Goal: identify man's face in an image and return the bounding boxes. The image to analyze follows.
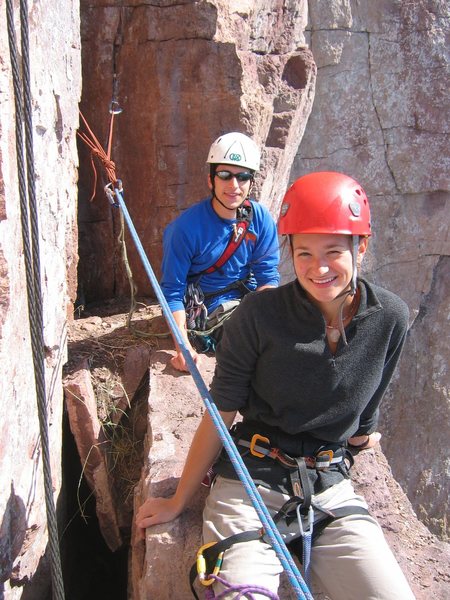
[209,164,253,215]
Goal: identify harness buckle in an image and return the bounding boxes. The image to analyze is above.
[250,433,270,458]
[196,542,224,586]
[315,449,334,469]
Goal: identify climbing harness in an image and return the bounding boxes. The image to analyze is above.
[78,117,313,600]
[190,498,369,599]
[186,291,246,353]
[6,0,65,597]
[190,424,369,594]
[233,425,361,585]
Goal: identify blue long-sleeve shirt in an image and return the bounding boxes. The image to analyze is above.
[161,197,280,313]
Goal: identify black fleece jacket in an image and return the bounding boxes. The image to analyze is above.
[211,278,409,445]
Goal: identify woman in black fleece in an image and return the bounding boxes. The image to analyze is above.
[137,172,415,600]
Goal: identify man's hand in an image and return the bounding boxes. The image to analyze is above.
[170,349,200,372]
[170,309,201,372]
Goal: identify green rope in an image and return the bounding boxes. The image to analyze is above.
[117,210,170,339]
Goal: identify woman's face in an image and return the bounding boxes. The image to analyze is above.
[291,233,368,307]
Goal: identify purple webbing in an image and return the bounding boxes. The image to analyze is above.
[204,574,280,599]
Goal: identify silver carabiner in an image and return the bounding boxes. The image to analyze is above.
[104,182,116,205]
[105,182,123,207]
[109,100,123,115]
[296,504,314,537]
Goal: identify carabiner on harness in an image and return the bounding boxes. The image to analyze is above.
[185,282,208,331]
[196,542,224,587]
[296,504,314,538]
[296,504,314,586]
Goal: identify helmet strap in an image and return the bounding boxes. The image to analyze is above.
[212,194,246,213]
[350,235,359,295]
[334,235,359,301]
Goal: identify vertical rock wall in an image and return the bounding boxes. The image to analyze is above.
[0,1,81,597]
[291,0,449,538]
[78,0,315,302]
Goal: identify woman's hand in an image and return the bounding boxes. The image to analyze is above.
[135,410,235,539]
[348,431,381,450]
[135,496,183,537]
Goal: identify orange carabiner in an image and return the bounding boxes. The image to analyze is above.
[250,433,270,458]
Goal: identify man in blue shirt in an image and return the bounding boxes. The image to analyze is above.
[161,132,280,372]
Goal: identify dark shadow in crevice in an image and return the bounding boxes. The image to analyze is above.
[60,410,128,600]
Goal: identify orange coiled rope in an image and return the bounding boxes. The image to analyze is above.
[78,110,119,199]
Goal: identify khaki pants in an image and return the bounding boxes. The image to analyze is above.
[203,477,415,600]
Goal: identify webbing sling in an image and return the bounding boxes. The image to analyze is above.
[202,199,253,275]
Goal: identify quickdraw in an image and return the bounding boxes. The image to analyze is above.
[185,282,208,331]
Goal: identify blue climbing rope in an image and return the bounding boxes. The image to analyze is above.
[108,183,313,600]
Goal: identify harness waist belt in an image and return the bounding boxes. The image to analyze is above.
[236,434,346,470]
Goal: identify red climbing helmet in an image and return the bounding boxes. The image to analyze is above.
[278,171,371,236]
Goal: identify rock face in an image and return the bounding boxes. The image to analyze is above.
[291,0,449,540]
[78,0,449,528]
[77,0,315,302]
[62,312,154,552]
[1,0,448,598]
[0,1,81,598]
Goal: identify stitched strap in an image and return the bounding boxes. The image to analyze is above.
[203,200,253,275]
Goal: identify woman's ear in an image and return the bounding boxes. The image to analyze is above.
[357,237,369,267]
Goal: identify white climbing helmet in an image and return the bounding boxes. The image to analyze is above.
[206,132,260,172]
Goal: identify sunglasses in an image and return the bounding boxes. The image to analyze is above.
[215,170,253,183]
